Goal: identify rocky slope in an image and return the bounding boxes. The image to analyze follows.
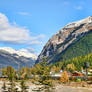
[36,16,92,64]
[0,47,37,68]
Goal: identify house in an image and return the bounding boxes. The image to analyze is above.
[72,71,84,77]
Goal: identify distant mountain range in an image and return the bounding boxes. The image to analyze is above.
[36,16,92,64]
[0,47,37,69]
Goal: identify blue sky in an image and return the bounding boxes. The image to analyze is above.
[0,0,92,55]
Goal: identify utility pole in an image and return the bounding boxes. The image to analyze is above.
[84,62,90,81]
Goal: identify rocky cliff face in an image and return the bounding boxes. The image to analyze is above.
[36,16,92,64]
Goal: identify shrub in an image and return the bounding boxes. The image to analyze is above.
[76,78,81,82]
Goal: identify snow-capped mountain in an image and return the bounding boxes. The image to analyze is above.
[0,47,37,60]
[0,47,37,68]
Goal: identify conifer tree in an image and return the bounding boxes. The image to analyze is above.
[33,61,54,92]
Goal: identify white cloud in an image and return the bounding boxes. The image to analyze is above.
[19,47,38,59]
[28,41,42,45]
[19,47,35,53]
[0,13,45,45]
[18,12,31,16]
[30,34,45,41]
[75,6,83,10]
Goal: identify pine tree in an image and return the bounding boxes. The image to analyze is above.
[33,61,54,92]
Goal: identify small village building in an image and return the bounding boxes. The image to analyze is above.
[72,71,84,77]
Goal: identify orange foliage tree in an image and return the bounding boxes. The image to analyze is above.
[60,71,69,83]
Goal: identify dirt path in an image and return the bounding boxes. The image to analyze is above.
[55,85,92,92]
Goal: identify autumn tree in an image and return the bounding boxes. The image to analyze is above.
[2,67,7,77]
[6,66,18,92]
[20,67,31,80]
[66,63,75,72]
[7,66,16,81]
[50,66,61,73]
[60,71,69,83]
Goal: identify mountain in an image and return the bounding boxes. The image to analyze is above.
[0,47,37,69]
[36,16,92,64]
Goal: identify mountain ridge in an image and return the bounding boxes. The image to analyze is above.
[0,47,37,68]
[0,47,37,60]
[36,16,92,64]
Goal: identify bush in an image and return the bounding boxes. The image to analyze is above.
[76,78,81,82]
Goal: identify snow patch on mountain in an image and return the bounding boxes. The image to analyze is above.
[65,16,92,28]
[0,47,37,60]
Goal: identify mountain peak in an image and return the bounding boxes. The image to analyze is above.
[36,17,92,64]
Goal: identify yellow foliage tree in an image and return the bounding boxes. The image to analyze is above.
[21,67,31,79]
[66,63,75,72]
[2,67,7,77]
[51,66,61,73]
